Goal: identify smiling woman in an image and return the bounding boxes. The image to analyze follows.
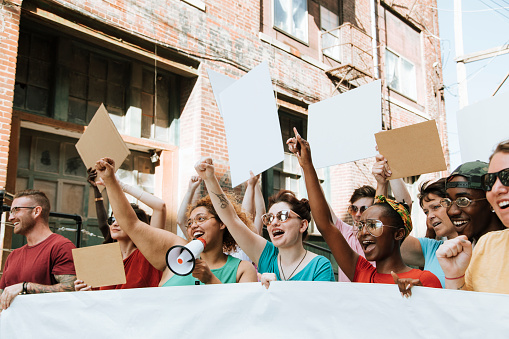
[195,158,335,286]
[437,140,509,294]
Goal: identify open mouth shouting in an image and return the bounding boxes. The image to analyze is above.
[271,228,285,240]
[193,230,205,239]
[360,238,376,256]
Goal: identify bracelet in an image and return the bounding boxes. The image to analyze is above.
[445,274,465,280]
[22,281,28,294]
[95,197,104,202]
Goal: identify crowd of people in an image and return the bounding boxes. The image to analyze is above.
[1,135,508,310]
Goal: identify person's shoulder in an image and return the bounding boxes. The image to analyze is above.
[417,269,442,288]
[49,233,76,248]
[418,237,443,250]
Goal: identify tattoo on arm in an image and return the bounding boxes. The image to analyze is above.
[212,192,229,209]
[27,275,77,294]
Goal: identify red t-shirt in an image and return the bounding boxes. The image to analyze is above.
[0,233,76,289]
[353,256,442,288]
[100,249,161,290]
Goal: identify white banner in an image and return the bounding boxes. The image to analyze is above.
[1,281,508,338]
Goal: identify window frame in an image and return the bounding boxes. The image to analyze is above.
[385,47,418,101]
[272,0,309,45]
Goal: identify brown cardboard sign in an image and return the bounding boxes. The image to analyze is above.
[75,104,130,171]
[72,242,126,288]
[375,120,447,179]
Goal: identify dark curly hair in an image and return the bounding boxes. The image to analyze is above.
[268,190,311,240]
[186,194,255,253]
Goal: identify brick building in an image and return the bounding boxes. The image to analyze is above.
[0,0,448,264]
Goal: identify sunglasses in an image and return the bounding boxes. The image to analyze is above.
[440,197,487,209]
[107,216,116,225]
[261,210,302,226]
[347,205,369,216]
[353,219,400,237]
[482,168,509,191]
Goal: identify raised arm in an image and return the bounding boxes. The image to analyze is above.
[87,168,112,243]
[287,128,358,280]
[372,154,412,210]
[242,171,266,236]
[195,158,267,265]
[95,158,186,271]
[119,179,166,230]
[436,235,472,290]
[176,176,202,236]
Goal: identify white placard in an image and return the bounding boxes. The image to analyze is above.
[219,62,284,187]
[457,90,509,163]
[308,80,381,168]
[207,69,236,116]
[2,282,509,338]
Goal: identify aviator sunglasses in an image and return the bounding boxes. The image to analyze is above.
[261,210,302,226]
[347,205,369,216]
[482,168,509,191]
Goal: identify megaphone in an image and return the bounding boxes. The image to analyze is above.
[166,238,207,276]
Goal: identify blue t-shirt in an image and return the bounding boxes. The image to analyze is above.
[258,241,335,281]
[418,237,445,288]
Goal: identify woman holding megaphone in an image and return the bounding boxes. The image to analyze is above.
[195,158,335,285]
[94,157,257,286]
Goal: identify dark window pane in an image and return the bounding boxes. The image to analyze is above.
[107,83,124,108]
[72,48,88,74]
[86,102,101,123]
[142,69,154,94]
[88,78,106,103]
[34,138,60,173]
[109,60,126,84]
[89,54,107,80]
[13,83,26,109]
[68,97,87,124]
[141,114,152,138]
[28,59,51,88]
[69,72,88,99]
[31,35,52,62]
[18,134,31,169]
[17,32,30,57]
[15,56,28,83]
[26,86,48,113]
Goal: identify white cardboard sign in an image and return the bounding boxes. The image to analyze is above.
[218,62,284,187]
[307,80,381,168]
[457,90,509,163]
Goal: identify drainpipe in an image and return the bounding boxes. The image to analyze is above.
[370,0,379,79]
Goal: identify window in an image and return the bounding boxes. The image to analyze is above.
[13,24,181,145]
[13,31,54,116]
[385,49,417,100]
[320,5,340,60]
[274,0,308,43]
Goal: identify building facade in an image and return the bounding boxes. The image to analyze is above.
[0,0,448,266]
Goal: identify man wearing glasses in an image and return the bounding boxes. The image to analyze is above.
[0,190,76,310]
[443,161,504,245]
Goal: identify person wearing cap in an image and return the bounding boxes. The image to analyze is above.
[288,129,441,297]
[437,140,509,293]
[443,161,504,244]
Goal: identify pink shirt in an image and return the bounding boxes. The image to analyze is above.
[334,218,376,282]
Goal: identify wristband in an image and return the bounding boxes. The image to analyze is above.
[445,274,465,280]
[95,197,104,202]
[22,281,28,294]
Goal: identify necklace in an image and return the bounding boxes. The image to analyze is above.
[279,250,307,281]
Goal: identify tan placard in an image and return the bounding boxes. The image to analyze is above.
[72,242,126,288]
[375,120,447,179]
[75,104,130,171]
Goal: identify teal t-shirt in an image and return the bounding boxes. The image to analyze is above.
[258,241,335,281]
[418,237,445,288]
[162,255,241,286]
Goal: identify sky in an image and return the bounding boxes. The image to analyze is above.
[437,0,509,169]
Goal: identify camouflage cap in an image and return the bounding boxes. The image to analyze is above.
[445,161,489,190]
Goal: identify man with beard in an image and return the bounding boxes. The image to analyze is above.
[444,161,504,244]
[0,190,76,310]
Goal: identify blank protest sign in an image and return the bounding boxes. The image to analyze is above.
[218,62,284,187]
[307,80,381,168]
[457,90,509,163]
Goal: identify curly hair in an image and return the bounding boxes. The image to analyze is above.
[268,190,311,240]
[186,194,255,253]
